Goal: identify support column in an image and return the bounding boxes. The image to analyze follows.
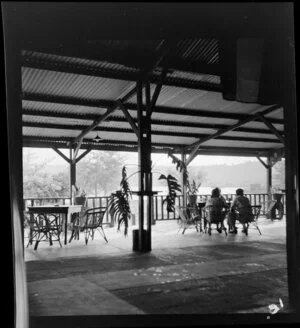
[70,148,76,205]
[267,156,272,203]
[283,33,300,311]
[3,14,24,249]
[181,152,188,207]
[135,79,152,252]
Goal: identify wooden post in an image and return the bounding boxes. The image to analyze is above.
[137,80,145,251]
[181,152,188,207]
[267,156,272,203]
[70,148,76,205]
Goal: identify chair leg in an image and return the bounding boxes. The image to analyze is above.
[98,227,108,243]
[253,222,262,235]
[208,223,212,235]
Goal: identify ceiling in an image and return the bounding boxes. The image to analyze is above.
[5,3,292,157]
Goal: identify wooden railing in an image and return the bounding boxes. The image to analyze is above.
[24,193,286,224]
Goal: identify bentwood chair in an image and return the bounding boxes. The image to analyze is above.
[175,206,200,234]
[26,213,63,250]
[69,206,108,244]
[235,205,262,236]
[204,205,229,236]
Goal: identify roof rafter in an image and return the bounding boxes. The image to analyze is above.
[185,104,282,165]
[23,109,284,135]
[23,136,277,157]
[22,93,284,125]
[23,121,282,144]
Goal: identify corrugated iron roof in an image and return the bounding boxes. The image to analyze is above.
[20,38,284,156]
[175,39,219,63]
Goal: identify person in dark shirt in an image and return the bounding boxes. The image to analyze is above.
[229,188,253,234]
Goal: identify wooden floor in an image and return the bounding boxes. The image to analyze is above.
[25,217,291,322]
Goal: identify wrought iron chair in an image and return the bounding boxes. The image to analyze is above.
[204,205,229,236]
[175,206,200,234]
[235,205,262,235]
[26,213,63,250]
[69,206,108,244]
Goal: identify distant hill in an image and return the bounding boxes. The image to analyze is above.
[40,160,270,193]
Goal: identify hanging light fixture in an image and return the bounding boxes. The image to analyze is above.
[93,132,102,143]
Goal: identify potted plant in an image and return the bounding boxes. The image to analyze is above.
[108,165,182,238]
[72,184,87,206]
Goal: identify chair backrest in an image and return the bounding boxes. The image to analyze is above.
[84,207,107,228]
[251,205,262,219]
[175,206,189,222]
[205,205,228,223]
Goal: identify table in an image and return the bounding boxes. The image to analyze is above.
[27,205,82,245]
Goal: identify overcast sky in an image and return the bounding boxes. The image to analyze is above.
[24,148,258,167]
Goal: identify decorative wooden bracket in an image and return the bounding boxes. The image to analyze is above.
[185,104,281,166]
[52,147,71,163]
[118,99,139,137]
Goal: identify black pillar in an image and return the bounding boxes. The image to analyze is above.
[136,79,152,252]
[283,34,300,311]
[267,157,272,202]
[181,153,188,207]
[70,148,76,204]
[3,10,24,248]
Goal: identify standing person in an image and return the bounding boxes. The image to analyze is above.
[230,188,253,234]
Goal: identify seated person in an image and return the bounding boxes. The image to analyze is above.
[205,187,228,232]
[229,188,253,234]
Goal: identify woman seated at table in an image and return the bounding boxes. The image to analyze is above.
[229,188,253,234]
[204,187,228,233]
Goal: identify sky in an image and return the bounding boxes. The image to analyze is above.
[24,148,258,167]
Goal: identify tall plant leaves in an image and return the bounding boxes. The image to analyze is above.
[159,174,181,212]
[167,153,188,180]
[108,166,132,236]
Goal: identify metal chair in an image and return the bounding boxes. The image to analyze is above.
[175,206,200,234]
[235,205,262,235]
[69,207,108,244]
[204,205,229,236]
[26,213,63,250]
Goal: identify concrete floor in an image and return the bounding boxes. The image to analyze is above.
[25,217,291,319]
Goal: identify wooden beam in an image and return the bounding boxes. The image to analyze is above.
[23,122,283,144]
[22,47,221,76]
[118,100,139,137]
[69,85,137,146]
[75,147,92,163]
[149,66,168,116]
[186,105,282,165]
[69,40,176,150]
[258,114,285,144]
[24,108,284,135]
[73,139,83,163]
[256,156,269,169]
[23,93,284,125]
[51,147,70,163]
